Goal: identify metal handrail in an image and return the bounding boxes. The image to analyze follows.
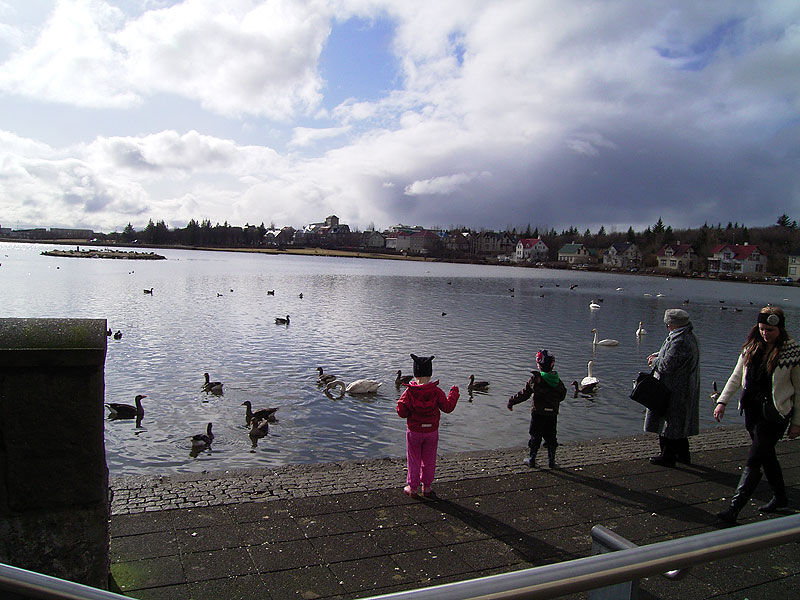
[0,562,134,600]
[361,513,800,600]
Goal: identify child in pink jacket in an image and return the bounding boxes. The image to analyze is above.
[396,354,459,497]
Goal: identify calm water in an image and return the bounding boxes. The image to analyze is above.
[3,242,799,476]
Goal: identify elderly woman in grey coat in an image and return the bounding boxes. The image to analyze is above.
[644,308,701,467]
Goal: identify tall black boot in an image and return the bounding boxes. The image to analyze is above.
[675,438,691,465]
[759,462,788,512]
[650,436,676,467]
[717,467,762,524]
[524,440,540,468]
[547,445,558,469]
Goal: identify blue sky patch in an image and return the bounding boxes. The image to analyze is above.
[656,18,743,71]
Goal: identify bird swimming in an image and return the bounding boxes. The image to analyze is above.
[202,372,223,394]
[395,370,413,385]
[241,401,279,426]
[266,290,275,295]
[592,329,619,346]
[571,380,597,395]
[316,367,337,384]
[468,374,489,391]
[589,300,601,309]
[275,315,290,325]
[143,288,153,294]
[106,394,146,419]
[325,379,383,396]
[192,422,214,449]
[249,418,270,442]
[581,360,599,388]
[636,322,647,337]
[113,330,123,340]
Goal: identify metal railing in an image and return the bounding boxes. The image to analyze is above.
[0,562,134,600]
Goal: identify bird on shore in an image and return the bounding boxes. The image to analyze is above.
[106,395,146,419]
[592,329,619,346]
[191,423,214,449]
[468,374,489,391]
[395,370,413,385]
[143,288,153,294]
[275,315,290,325]
[241,401,279,426]
[202,372,223,394]
[316,367,337,385]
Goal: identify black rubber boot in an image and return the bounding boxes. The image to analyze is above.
[758,494,788,513]
[760,461,788,512]
[675,438,691,465]
[524,441,540,468]
[547,446,558,469]
[717,467,762,524]
[649,436,676,467]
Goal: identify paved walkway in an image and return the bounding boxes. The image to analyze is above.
[109,427,800,599]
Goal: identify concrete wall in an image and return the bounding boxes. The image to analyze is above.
[0,318,109,590]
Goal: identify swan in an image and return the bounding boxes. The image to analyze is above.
[241,401,278,426]
[316,367,337,385]
[636,322,647,337]
[325,379,383,396]
[589,300,601,310]
[395,370,413,385]
[249,418,270,441]
[592,329,619,346]
[106,394,146,419]
[710,381,720,401]
[191,423,214,449]
[571,380,597,394]
[468,374,489,391]
[202,372,223,394]
[581,361,599,388]
[275,315,290,325]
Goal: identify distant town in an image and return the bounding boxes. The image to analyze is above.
[2,213,799,282]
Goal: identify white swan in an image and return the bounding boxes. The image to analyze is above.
[636,322,647,337]
[325,379,383,395]
[589,300,601,309]
[581,360,599,388]
[592,329,620,346]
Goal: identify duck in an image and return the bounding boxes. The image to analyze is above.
[202,372,223,394]
[266,290,275,295]
[275,315,290,325]
[592,329,619,346]
[241,401,279,426]
[106,394,146,419]
[395,370,413,385]
[635,322,647,337]
[248,418,270,441]
[589,300,601,310]
[106,328,112,337]
[113,330,123,340]
[581,361,599,388]
[571,380,597,395]
[316,367,337,385]
[191,423,214,449]
[468,374,489,391]
[710,381,720,401]
[143,288,153,294]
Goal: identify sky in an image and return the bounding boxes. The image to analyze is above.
[0,0,798,234]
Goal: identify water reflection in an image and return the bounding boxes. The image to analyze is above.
[3,242,800,476]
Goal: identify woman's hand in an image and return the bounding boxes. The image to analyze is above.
[713,403,725,422]
[789,424,800,439]
[647,353,658,366]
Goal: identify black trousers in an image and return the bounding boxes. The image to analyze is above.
[529,413,558,450]
[743,403,790,492]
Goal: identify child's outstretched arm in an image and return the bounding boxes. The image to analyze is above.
[396,390,411,418]
[440,385,459,413]
[507,376,535,410]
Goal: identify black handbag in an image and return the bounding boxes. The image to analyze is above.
[760,394,788,425]
[630,368,671,416]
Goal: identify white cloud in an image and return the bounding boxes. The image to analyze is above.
[289,125,351,148]
[405,172,488,196]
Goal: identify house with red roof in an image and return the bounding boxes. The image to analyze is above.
[515,238,549,262]
[656,242,697,273]
[707,243,767,275]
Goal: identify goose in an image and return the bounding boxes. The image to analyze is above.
[202,372,223,394]
[275,315,290,325]
[191,422,214,449]
[316,367,337,385]
[395,370,413,385]
[106,394,146,419]
[589,300,601,310]
[581,361,599,388]
[592,329,619,346]
[710,381,720,401]
[468,374,489,391]
[248,418,270,441]
[241,401,279,426]
[635,322,647,337]
[143,288,153,294]
[113,330,123,340]
[571,380,597,394]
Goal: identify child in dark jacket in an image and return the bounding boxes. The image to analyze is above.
[507,349,567,468]
[396,354,459,497]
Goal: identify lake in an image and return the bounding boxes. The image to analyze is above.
[2,241,798,476]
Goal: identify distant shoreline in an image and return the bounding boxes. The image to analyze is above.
[40,248,166,260]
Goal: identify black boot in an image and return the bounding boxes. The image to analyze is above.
[675,438,691,465]
[760,461,788,512]
[717,467,762,524]
[758,494,788,512]
[524,441,540,468]
[547,446,558,469]
[650,436,676,467]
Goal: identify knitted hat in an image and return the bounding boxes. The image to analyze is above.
[536,349,555,372]
[410,354,434,377]
[663,308,690,327]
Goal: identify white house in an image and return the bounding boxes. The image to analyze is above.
[707,243,767,275]
[515,238,549,262]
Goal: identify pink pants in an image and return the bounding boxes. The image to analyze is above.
[406,429,439,490]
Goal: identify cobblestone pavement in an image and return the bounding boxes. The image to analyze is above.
[110,427,754,515]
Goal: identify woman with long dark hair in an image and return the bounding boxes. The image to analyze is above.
[713,306,800,523]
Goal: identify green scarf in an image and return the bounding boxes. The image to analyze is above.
[540,370,560,387]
